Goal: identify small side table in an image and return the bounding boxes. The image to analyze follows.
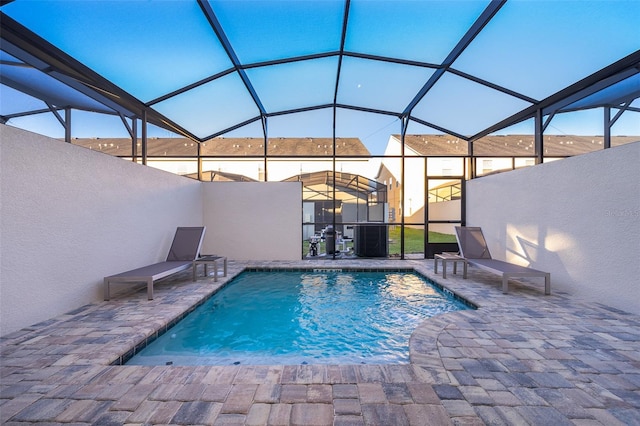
[193,255,227,282]
[434,252,467,279]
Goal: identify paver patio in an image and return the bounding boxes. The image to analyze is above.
[1,260,639,425]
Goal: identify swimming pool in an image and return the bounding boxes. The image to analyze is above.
[127,270,473,365]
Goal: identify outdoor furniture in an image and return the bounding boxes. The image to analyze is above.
[455,226,550,295]
[193,255,227,282]
[104,226,206,300]
[434,252,467,279]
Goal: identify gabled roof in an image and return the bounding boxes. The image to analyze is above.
[69,137,369,157]
[70,134,638,158]
[202,137,369,156]
[397,134,639,157]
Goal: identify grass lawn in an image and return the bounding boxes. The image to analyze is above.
[302,226,456,256]
[388,226,456,254]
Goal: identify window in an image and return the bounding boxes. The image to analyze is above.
[482,159,493,175]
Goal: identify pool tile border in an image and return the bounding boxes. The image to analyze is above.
[243,266,477,310]
[115,266,476,366]
[113,279,232,366]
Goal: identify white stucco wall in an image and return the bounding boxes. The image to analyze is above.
[466,142,640,314]
[1,125,203,335]
[428,200,461,235]
[201,182,302,260]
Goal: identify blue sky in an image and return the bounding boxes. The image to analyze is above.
[2,0,639,154]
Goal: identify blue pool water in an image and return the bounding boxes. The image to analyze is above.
[127,270,472,365]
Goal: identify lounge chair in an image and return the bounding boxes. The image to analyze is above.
[454,226,550,295]
[104,226,206,300]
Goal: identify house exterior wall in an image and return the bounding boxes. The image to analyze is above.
[428,200,462,235]
[376,163,399,222]
[381,136,465,224]
[466,141,640,314]
[148,158,373,182]
[201,182,302,261]
[0,125,203,335]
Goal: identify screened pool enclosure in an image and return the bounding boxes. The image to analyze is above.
[1,0,638,258]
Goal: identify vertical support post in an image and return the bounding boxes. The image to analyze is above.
[262,115,268,182]
[400,116,409,260]
[132,118,138,162]
[332,106,338,259]
[604,106,611,149]
[460,173,467,227]
[64,107,71,143]
[468,139,475,179]
[197,139,203,181]
[534,108,544,164]
[463,138,473,228]
[423,156,429,259]
[141,110,147,166]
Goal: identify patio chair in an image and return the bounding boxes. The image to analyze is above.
[104,226,206,301]
[454,226,550,295]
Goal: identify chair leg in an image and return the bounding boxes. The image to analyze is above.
[502,276,509,293]
[545,274,551,295]
[147,279,154,300]
[104,279,111,301]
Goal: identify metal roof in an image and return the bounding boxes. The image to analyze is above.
[284,171,386,202]
[1,0,639,153]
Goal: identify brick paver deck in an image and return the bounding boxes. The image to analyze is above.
[1,260,639,425]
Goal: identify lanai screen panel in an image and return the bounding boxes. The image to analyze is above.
[1,0,638,142]
[246,57,338,113]
[411,72,532,137]
[152,72,261,139]
[452,0,640,101]
[337,57,436,114]
[0,84,47,117]
[2,0,234,103]
[344,0,489,64]
[210,0,345,63]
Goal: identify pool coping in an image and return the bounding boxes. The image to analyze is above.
[117,266,478,367]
